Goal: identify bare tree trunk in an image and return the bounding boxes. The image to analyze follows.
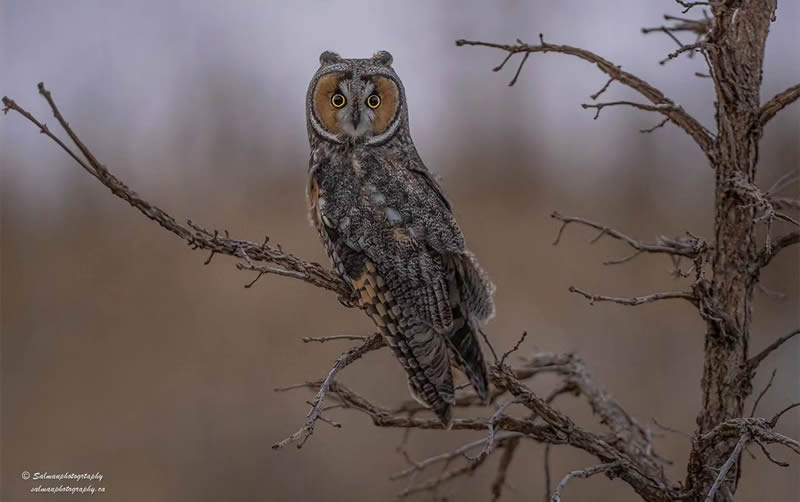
[689,2,777,498]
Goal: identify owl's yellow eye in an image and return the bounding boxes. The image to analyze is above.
[331,93,346,108]
[366,94,381,109]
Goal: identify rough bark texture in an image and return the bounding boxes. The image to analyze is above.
[688,1,777,498]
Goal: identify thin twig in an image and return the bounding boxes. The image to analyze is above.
[590,75,616,100]
[551,212,704,261]
[640,117,670,134]
[569,286,697,307]
[581,100,676,120]
[272,334,385,449]
[757,232,800,269]
[661,41,707,65]
[769,402,800,428]
[455,37,715,156]
[754,438,790,467]
[551,461,621,502]
[640,26,684,47]
[392,431,523,480]
[676,1,713,13]
[1,86,355,301]
[766,170,800,196]
[302,335,368,343]
[491,436,521,502]
[652,418,692,439]
[760,83,800,126]
[468,399,520,462]
[746,329,800,371]
[750,369,777,417]
[704,434,747,502]
[543,444,553,502]
[500,331,528,366]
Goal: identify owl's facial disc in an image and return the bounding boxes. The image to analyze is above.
[312,71,400,143]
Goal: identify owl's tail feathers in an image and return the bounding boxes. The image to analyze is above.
[407,379,453,428]
[398,323,456,427]
[446,313,490,404]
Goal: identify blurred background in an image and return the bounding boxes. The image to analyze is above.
[1,1,798,500]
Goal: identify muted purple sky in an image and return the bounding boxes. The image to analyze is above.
[2,1,798,190]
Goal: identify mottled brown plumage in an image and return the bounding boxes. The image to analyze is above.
[305,50,495,425]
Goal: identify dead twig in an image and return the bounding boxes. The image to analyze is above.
[568,286,697,307]
[750,369,777,417]
[272,334,385,449]
[491,436,521,501]
[551,461,621,502]
[757,232,800,269]
[675,1,714,14]
[455,36,715,157]
[0,87,355,302]
[392,430,523,481]
[640,117,670,134]
[500,331,528,366]
[468,399,520,462]
[302,335,368,343]
[551,212,705,263]
[769,402,800,428]
[760,83,800,127]
[704,434,747,502]
[745,329,800,371]
[581,100,676,120]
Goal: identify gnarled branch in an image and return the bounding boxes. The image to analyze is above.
[756,231,800,269]
[455,35,715,157]
[1,87,354,303]
[568,286,698,307]
[551,212,706,265]
[760,83,800,127]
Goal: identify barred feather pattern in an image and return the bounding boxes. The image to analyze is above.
[305,52,494,424]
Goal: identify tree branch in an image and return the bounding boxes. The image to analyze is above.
[455,36,715,157]
[675,1,714,14]
[581,100,678,120]
[704,434,747,502]
[745,329,800,372]
[272,334,385,449]
[569,286,698,307]
[1,86,355,303]
[491,436,521,501]
[760,84,800,127]
[551,211,706,265]
[490,366,678,502]
[391,431,522,482]
[551,461,622,502]
[756,231,800,269]
[302,335,368,343]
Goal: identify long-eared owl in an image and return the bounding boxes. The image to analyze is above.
[305,50,495,425]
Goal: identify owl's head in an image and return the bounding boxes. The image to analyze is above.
[306,50,406,146]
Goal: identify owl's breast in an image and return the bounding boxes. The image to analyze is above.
[309,148,457,258]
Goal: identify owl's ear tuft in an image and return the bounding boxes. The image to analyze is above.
[372,50,393,67]
[319,51,342,66]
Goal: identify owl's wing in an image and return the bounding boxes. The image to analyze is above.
[407,163,452,212]
[401,152,495,401]
[317,196,456,423]
[403,150,496,323]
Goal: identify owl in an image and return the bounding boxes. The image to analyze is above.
[305,50,495,425]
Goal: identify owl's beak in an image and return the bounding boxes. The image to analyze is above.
[351,107,360,129]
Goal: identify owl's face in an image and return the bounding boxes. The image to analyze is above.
[306,50,406,146]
